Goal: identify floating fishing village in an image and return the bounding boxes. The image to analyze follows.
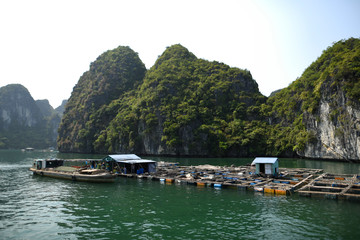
[30,154,360,202]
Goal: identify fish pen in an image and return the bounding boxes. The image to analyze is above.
[297,173,360,201]
[119,162,325,196]
[108,155,359,202]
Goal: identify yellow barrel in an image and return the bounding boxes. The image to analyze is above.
[166,179,174,183]
[264,188,275,194]
[275,189,287,195]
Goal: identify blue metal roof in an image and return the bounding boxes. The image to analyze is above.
[252,157,278,164]
[105,154,141,161]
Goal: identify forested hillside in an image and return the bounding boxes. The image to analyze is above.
[58,44,268,156]
[267,38,360,160]
[93,44,267,156]
[57,38,360,160]
[57,46,147,153]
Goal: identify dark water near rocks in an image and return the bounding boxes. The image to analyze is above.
[1,150,360,239]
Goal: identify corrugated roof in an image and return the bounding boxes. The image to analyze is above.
[252,157,278,164]
[107,154,141,161]
[117,159,156,164]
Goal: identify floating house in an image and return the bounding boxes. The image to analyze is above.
[102,154,157,174]
[251,157,279,177]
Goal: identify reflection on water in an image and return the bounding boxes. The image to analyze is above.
[0,150,360,239]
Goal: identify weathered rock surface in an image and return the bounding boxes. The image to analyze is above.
[57,39,360,160]
[286,38,360,161]
[0,84,62,149]
[302,89,360,161]
[0,84,42,128]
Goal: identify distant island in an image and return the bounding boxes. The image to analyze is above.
[0,84,66,149]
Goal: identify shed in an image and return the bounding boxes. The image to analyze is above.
[102,154,157,174]
[251,157,279,177]
[117,159,157,174]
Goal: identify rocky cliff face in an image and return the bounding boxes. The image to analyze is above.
[57,38,360,160]
[303,96,360,160]
[0,84,61,149]
[93,44,267,156]
[35,99,62,144]
[301,81,360,160]
[0,84,43,129]
[268,38,360,161]
[301,39,360,161]
[36,99,56,117]
[57,46,147,153]
[55,100,67,117]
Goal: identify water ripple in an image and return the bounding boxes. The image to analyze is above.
[1,154,360,239]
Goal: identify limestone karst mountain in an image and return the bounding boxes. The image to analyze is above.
[0,84,61,148]
[57,38,360,160]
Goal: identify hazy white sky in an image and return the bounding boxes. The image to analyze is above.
[1,0,359,108]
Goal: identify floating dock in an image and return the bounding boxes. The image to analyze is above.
[56,156,360,202]
[297,173,360,201]
[119,162,360,199]
[62,157,360,201]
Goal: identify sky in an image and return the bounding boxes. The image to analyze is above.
[0,0,359,108]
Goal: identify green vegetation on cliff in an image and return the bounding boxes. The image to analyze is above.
[58,44,269,156]
[57,46,146,153]
[266,38,360,155]
[57,38,360,157]
[93,44,267,156]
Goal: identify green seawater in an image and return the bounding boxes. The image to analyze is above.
[1,150,360,240]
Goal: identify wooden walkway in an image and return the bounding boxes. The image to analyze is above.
[297,173,360,201]
[117,164,335,198]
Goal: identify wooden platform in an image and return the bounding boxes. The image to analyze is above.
[118,164,360,201]
[297,173,360,201]
[118,165,328,197]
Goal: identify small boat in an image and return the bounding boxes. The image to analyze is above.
[30,159,116,183]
